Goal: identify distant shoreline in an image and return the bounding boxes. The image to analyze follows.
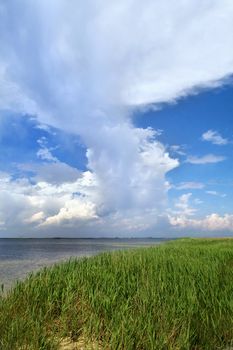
[0,237,165,290]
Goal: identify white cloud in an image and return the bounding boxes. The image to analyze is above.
[1,1,233,116]
[85,126,178,215]
[0,1,233,235]
[206,190,226,198]
[174,193,197,216]
[193,198,203,205]
[206,190,218,195]
[202,130,228,145]
[174,182,205,190]
[25,211,45,224]
[169,213,233,232]
[36,137,58,162]
[37,148,58,162]
[0,170,166,236]
[41,200,97,227]
[0,171,99,235]
[167,193,197,222]
[34,123,52,133]
[170,145,186,156]
[0,168,232,237]
[186,154,226,164]
[169,192,231,233]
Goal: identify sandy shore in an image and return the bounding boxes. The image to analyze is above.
[59,337,101,350]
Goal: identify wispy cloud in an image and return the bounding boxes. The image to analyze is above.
[174,193,197,216]
[174,182,205,190]
[170,145,186,156]
[202,130,228,145]
[206,190,226,198]
[36,137,58,162]
[186,154,226,164]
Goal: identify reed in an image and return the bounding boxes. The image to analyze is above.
[1,238,233,349]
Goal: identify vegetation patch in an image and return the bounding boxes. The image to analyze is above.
[1,238,233,349]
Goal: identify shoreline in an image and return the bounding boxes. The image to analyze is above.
[0,237,163,291]
[1,238,233,349]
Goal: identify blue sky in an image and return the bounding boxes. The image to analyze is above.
[0,1,233,237]
[135,84,233,215]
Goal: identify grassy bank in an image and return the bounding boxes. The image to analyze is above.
[1,238,233,349]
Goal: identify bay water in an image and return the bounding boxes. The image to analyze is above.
[0,238,166,290]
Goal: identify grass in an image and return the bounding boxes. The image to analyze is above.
[1,238,233,349]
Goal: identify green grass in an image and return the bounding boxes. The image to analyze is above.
[1,238,233,349]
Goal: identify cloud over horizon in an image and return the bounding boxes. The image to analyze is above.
[0,1,233,236]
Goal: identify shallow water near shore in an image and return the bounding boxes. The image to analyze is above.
[0,238,166,290]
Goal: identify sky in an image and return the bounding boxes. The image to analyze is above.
[0,0,233,237]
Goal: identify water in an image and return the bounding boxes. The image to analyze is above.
[0,238,166,290]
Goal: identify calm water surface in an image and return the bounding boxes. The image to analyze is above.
[0,238,166,289]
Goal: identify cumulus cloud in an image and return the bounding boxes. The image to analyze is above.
[0,170,166,236]
[0,1,188,222]
[0,171,99,234]
[186,154,226,164]
[0,1,233,235]
[41,199,97,227]
[167,190,233,233]
[202,130,229,145]
[170,213,233,232]
[169,193,233,233]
